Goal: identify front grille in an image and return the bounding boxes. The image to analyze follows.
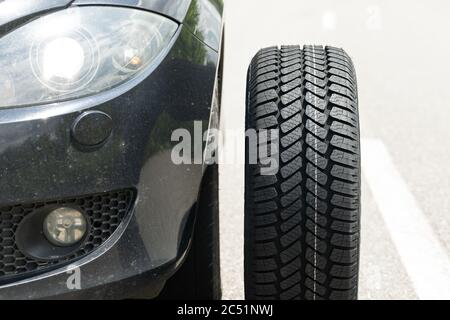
[0,189,136,283]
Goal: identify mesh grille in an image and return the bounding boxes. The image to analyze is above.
[0,189,135,282]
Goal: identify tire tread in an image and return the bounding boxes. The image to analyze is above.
[245,45,360,300]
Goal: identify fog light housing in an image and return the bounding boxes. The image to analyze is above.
[43,208,87,247]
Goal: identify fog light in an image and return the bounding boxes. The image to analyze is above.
[43,208,87,247]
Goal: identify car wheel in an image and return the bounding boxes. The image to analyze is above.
[244,45,360,300]
[159,164,221,300]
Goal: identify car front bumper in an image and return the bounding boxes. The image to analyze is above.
[0,23,220,299]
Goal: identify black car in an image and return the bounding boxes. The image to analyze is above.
[0,0,362,301]
[0,0,224,299]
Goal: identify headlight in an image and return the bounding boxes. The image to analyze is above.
[0,6,178,108]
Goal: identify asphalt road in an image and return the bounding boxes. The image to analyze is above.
[219,0,450,300]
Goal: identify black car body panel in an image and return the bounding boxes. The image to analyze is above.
[0,1,71,28]
[0,0,223,299]
[183,0,224,51]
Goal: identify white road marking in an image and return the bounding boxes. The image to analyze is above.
[362,138,450,300]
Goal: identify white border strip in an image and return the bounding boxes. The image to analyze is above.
[362,138,450,300]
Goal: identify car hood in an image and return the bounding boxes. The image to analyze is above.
[0,0,192,28]
[0,0,72,28]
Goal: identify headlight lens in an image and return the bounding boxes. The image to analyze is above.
[0,6,178,108]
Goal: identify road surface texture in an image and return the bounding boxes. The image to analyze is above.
[219,0,450,300]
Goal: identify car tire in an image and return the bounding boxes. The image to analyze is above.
[159,164,221,300]
[244,45,360,300]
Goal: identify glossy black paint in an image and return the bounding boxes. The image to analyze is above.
[71,111,113,147]
[183,0,224,51]
[0,0,72,29]
[0,1,223,299]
